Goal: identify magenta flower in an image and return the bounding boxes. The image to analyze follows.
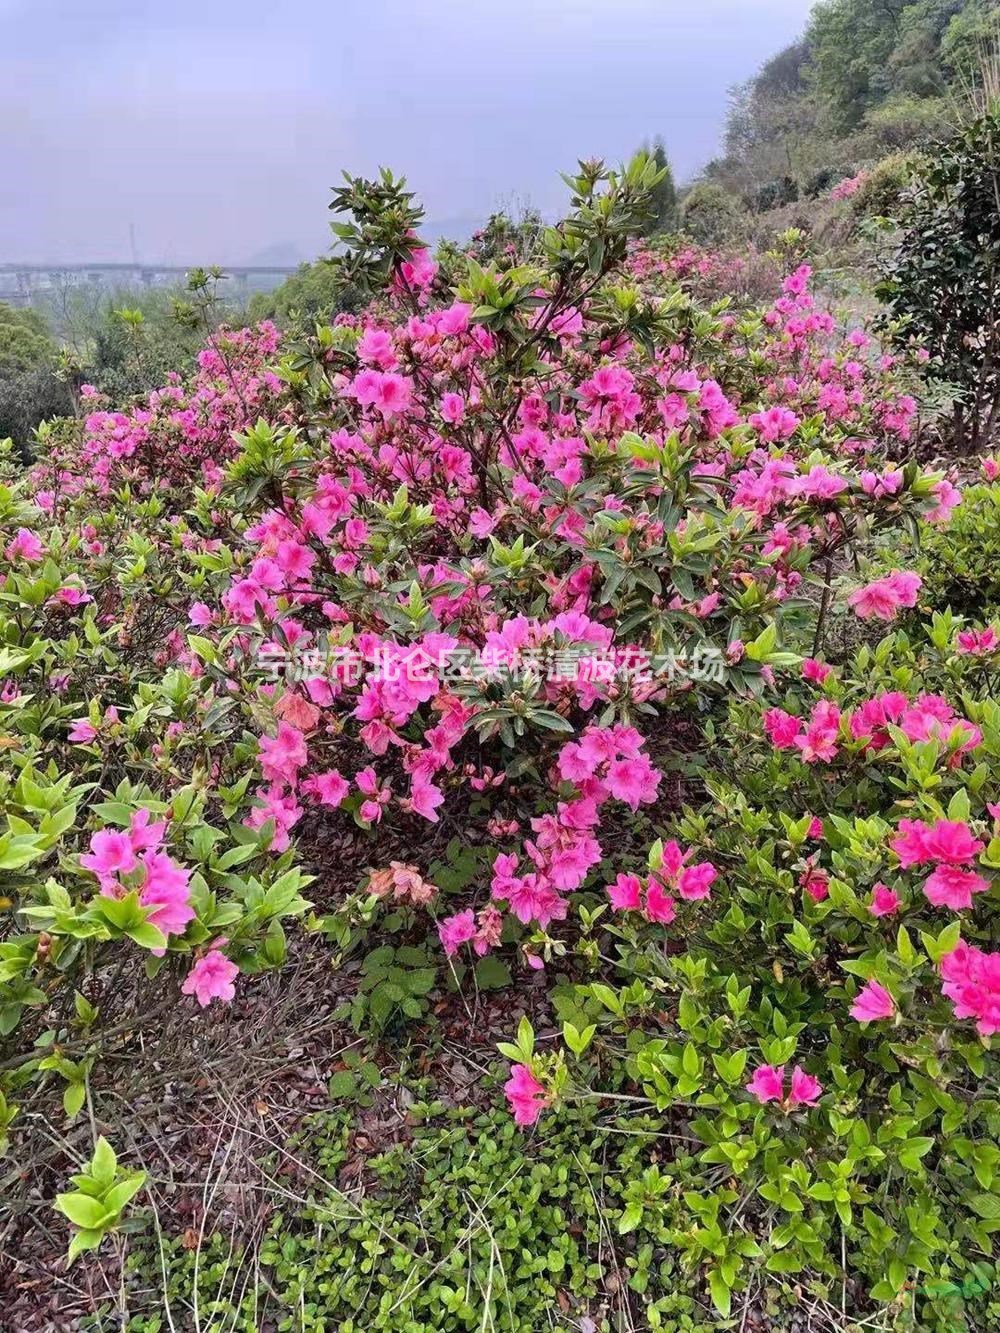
[438,909,477,958]
[745,1064,785,1103]
[504,1064,548,1127]
[182,950,239,1007]
[788,1065,822,1107]
[644,879,677,923]
[851,980,896,1024]
[868,883,901,917]
[747,1062,822,1108]
[606,873,642,911]
[923,864,990,911]
[848,570,921,621]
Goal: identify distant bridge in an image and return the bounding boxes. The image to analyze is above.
[0,262,300,306]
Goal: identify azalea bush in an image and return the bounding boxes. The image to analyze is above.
[525,617,1000,1320]
[0,150,994,1328]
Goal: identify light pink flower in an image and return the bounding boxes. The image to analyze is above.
[438,909,477,957]
[81,829,138,879]
[182,950,239,1007]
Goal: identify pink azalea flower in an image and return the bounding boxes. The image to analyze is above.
[923,864,990,911]
[81,829,138,879]
[802,658,832,684]
[302,769,349,808]
[794,700,841,764]
[504,1064,548,1126]
[850,980,896,1023]
[677,862,717,901]
[440,392,465,425]
[940,942,1000,1036]
[868,883,901,917]
[139,850,194,937]
[746,1064,784,1103]
[607,872,642,911]
[956,627,998,655]
[763,708,802,749]
[69,719,98,744]
[182,950,239,1007]
[438,909,477,957]
[644,878,677,923]
[5,528,44,562]
[788,1065,822,1107]
[848,571,921,621]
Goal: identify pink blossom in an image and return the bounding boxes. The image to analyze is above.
[440,392,465,425]
[868,883,900,917]
[5,528,44,562]
[746,1064,784,1103]
[258,722,307,786]
[850,980,896,1023]
[81,829,138,880]
[763,708,802,749]
[677,862,717,901]
[504,1064,548,1126]
[69,719,98,744]
[607,872,642,911]
[788,1066,822,1107]
[644,879,677,923]
[182,950,239,1007]
[438,909,477,957]
[794,700,841,764]
[956,627,998,655]
[138,850,194,937]
[891,818,983,868]
[848,571,921,621]
[800,865,830,902]
[940,942,1000,1036]
[923,864,990,911]
[302,769,349,808]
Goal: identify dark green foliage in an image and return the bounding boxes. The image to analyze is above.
[710,0,996,208]
[0,303,55,376]
[100,1102,724,1332]
[0,303,72,451]
[877,111,1000,450]
[751,176,799,213]
[907,483,1000,619]
[852,150,923,218]
[247,258,363,329]
[0,367,73,457]
[679,182,740,245]
[83,295,210,399]
[643,138,678,234]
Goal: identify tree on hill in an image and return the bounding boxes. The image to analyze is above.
[643,138,678,233]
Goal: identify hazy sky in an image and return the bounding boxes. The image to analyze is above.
[2,0,814,265]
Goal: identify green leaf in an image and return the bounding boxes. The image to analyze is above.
[709,1269,732,1318]
[328,1071,357,1100]
[54,1192,112,1230]
[474,956,512,990]
[90,1137,117,1188]
[63,1082,86,1119]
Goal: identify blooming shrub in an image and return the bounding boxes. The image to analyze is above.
[531,617,999,1316]
[0,152,991,1325]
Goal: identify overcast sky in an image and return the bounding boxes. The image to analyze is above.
[1,0,814,265]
